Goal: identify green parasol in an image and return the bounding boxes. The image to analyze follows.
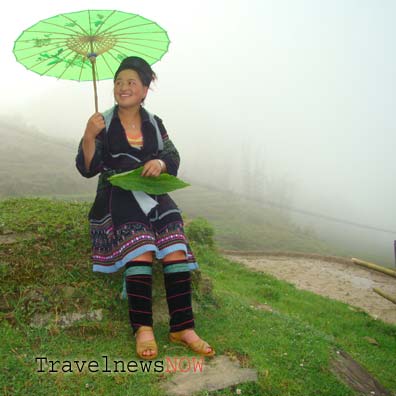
[13,9,170,111]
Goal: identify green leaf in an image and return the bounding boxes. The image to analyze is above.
[34,38,51,47]
[108,167,190,194]
[47,60,61,65]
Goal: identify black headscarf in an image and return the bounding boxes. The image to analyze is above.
[113,56,156,86]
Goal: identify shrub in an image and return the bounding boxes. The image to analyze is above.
[185,217,215,247]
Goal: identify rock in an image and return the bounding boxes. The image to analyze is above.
[254,304,273,313]
[57,309,103,328]
[363,336,379,346]
[87,309,103,321]
[30,312,52,328]
[30,309,103,328]
[0,233,34,245]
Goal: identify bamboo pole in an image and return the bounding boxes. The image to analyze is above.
[89,40,99,113]
[351,258,396,278]
[89,55,99,113]
[373,288,396,304]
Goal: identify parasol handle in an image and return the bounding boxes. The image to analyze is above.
[89,55,99,113]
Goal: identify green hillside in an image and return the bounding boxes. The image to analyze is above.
[0,197,395,395]
[0,121,96,197]
[172,185,335,254]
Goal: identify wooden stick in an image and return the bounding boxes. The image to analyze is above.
[351,258,396,278]
[89,56,99,113]
[373,288,396,304]
[89,38,98,113]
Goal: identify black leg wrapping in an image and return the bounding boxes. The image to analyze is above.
[125,261,153,334]
[163,260,195,332]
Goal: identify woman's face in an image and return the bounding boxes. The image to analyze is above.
[114,69,149,107]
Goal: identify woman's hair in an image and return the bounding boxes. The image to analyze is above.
[113,56,157,87]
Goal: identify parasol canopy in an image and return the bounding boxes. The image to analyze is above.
[13,9,170,111]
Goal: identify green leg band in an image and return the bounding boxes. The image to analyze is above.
[122,266,152,300]
[163,263,190,274]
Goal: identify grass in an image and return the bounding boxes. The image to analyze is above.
[1,197,395,395]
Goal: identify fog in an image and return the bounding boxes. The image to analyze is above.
[1,0,395,266]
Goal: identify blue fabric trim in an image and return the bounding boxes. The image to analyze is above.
[92,245,157,273]
[102,106,115,132]
[147,111,164,151]
[131,190,158,215]
[188,262,199,271]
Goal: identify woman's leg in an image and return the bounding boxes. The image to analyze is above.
[162,251,194,331]
[125,252,156,358]
[162,251,213,354]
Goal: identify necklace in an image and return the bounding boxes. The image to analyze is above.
[122,119,138,129]
[120,113,139,129]
[130,117,140,129]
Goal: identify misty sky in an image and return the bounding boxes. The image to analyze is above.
[1,0,395,257]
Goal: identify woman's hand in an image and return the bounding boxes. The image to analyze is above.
[84,112,105,139]
[141,160,166,177]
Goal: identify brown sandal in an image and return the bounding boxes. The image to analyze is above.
[135,326,158,360]
[169,329,215,357]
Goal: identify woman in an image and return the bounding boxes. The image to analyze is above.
[75,56,214,360]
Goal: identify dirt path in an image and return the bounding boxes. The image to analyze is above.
[222,251,396,325]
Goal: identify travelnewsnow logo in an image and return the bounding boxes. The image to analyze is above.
[165,356,204,373]
[35,355,205,374]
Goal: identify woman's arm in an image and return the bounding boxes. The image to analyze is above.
[82,134,96,172]
[75,113,106,178]
[75,134,105,178]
